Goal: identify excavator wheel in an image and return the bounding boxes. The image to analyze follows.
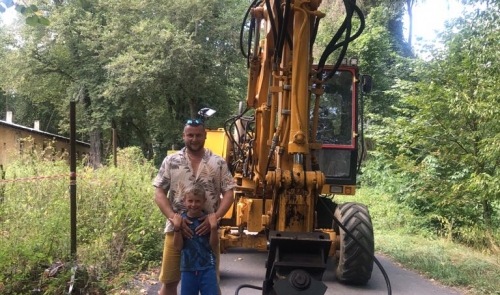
[333,202,374,285]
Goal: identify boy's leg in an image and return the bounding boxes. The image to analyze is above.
[199,268,219,295]
[180,271,200,295]
[158,232,181,295]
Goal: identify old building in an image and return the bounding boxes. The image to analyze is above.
[0,111,90,166]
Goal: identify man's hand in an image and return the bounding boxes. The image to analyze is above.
[182,218,194,239]
[195,215,211,236]
[169,214,194,238]
[169,213,182,230]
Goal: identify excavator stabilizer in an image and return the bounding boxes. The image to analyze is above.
[263,231,331,295]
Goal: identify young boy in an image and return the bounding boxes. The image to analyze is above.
[171,183,219,295]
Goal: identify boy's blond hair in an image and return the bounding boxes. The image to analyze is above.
[183,183,206,200]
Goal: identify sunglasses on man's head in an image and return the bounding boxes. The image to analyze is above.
[185,119,204,126]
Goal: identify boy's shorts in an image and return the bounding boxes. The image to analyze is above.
[181,268,218,295]
[159,232,221,284]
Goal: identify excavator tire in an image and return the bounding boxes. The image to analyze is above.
[333,202,374,285]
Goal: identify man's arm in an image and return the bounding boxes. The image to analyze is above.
[154,187,175,220]
[215,189,234,220]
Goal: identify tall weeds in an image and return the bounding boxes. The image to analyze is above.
[0,147,164,294]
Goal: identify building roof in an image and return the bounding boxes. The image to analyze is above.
[0,119,90,147]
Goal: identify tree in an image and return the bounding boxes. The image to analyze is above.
[366,3,500,248]
[0,0,248,165]
[94,0,247,159]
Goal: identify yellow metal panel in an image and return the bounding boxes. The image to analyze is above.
[247,199,273,232]
[165,129,228,157]
[222,202,234,219]
[235,198,272,232]
[205,128,229,160]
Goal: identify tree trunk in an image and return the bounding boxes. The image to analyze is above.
[89,128,102,168]
[482,199,492,229]
[406,0,414,48]
[79,85,102,168]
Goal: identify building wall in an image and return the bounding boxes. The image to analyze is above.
[0,120,90,166]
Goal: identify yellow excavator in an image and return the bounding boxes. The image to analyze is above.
[202,1,376,294]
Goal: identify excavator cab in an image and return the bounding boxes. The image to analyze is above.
[313,64,372,195]
[315,67,357,182]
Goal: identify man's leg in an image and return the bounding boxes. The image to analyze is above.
[158,281,178,295]
[158,232,181,295]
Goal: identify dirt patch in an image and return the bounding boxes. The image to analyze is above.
[109,268,161,295]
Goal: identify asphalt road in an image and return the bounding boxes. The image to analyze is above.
[146,248,463,295]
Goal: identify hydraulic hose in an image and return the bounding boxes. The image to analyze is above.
[316,1,366,81]
[240,0,264,69]
[357,82,365,174]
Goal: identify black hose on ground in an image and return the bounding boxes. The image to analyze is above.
[234,283,263,295]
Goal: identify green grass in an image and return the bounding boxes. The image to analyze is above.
[375,233,500,294]
[337,188,500,295]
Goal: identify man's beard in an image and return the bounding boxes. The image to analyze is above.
[186,143,204,153]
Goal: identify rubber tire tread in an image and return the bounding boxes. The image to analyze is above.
[334,202,374,285]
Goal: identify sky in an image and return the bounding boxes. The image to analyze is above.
[1,6,15,25]
[405,0,464,44]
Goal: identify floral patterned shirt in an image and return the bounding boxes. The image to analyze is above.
[153,147,236,232]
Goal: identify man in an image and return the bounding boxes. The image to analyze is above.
[153,119,236,295]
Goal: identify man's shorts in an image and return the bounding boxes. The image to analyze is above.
[159,232,221,284]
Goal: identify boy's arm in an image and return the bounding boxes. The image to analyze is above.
[207,213,219,252]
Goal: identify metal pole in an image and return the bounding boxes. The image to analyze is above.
[112,120,117,167]
[70,100,77,257]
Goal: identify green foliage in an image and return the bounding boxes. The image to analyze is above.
[0,0,247,163]
[361,4,500,250]
[349,5,406,117]
[0,147,163,294]
[15,4,50,26]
